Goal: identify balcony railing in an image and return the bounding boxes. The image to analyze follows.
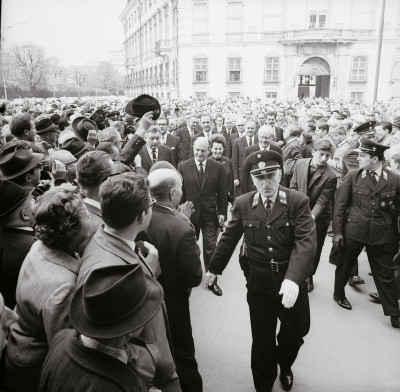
[154,40,171,56]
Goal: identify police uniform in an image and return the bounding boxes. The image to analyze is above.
[208,151,317,391]
[333,137,400,322]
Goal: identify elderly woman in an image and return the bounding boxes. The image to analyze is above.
[5,185,90,392]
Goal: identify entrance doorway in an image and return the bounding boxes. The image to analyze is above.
[297,57,330,99]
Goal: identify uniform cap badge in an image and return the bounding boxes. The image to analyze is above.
[258,162,266,168]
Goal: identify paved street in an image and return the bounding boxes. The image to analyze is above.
[190,234,400,392]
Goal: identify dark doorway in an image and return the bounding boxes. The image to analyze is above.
[315,75,330,98]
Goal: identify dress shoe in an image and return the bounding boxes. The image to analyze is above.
[368,292,381,303]
[348,275,365,286]
[306,276,314,292]
[208,283,222,296]
[391,316,400,328]
[279,366,293,391]
[333,295,352,310]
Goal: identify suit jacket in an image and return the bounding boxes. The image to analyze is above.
[77,227,181,391]
[273,126,285,144]
[139,144,176,173]
[208,187,316,293]
[209,156,235,208]
[342,140,360,179]
[0,227,35,308]
[282,138,302,176]
[164,133,183,165]
[175,126,194,161]
[226,132,244,159]
[328,140,351,180]
[231,135,259,183]
[333,167,400,245]
[290,158,337,229]
[116,134,146,166]
[178,158,227,223]
[241,143,283,194]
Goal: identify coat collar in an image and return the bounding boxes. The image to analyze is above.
[251,186,287,224]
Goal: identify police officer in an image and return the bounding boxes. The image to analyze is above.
[333,137,400,329]
[205,150,317,392]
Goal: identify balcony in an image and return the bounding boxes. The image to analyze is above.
[278,28,373,44]
[154,40,171,56]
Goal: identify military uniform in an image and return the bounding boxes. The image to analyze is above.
[333,137,400,318]
[208,159,316,390]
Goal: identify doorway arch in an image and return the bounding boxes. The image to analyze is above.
[298,57,331,99]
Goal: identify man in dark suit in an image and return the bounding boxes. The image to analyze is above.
[144,168,203,392]
[189,115,218,158]
[221,117,237,143]
[0,181,35,309]
[333,137,400,329]
[139,127,175,173]
[175,116,200,161]
[290,139,337,292]
[241,125,282,194]
[232,120,258,197]
[205,150,316,392]
[178,137,227,296]
[282,124,303,187]
[266,111,285,147]
[214,115,226,137]
[226,117,245,159]
[275,110,288,130]
[255,112,266,133]
[157,118,183,165]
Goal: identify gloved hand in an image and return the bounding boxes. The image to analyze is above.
[279,279,299,309]
[333,234,344,247]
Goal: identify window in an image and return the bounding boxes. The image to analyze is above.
[192,1,208,34]
[351,56,367,82]
[227,1,243,33]
[266,92,277,99]
[193,58,208,82]
[351,92,364,101]
[228,58,241,82]
[265,57,279,82]
[195,92,207,98]
[309,13,326,28]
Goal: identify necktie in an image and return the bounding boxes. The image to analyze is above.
[265,199,272,218]
[227,130,231,137]
[369,170,377,185]
[199,162,204,184]
[152,150,157,164]
[249,137,253,146]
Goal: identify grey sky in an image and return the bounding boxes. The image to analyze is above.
[1,0,127,66]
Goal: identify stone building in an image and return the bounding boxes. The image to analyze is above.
[120,0,400,103]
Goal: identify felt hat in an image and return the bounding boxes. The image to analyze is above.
[125,94,161,120]
[35,118,59,135]
[62,137,88,158]
[49,113,61,125]
[0,180,33,218]
[72,116,98,142]
[70,264,163,339]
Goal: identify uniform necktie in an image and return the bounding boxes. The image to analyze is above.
[199,162,204,184]
[249,137,253,146]
[152,150,157,164]
[265,199,272,218]
[369,170,378,185]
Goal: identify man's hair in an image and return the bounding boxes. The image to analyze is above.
[331,125,347,135]
[110,121,125,133]
[380,122,392,134]
[100,172,150,229]
[156,117,169,125]
[317,122,329,133]
[145,126,160,136]
[98,127,120,144]
[96,142,118,157]
[257,111,266,118]
[245,119,256,127]
[76,151,113,188]
[313,139,333,154]
[215,115,224,122]
[307,123,316,133]
[9,113,32,138]
[266,111,276,118]
[149,170,180,199]
[287,124,302,138]
[209,133,226,149]
[342,118,353,130]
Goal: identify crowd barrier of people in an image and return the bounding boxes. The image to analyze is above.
[0,94,400,392]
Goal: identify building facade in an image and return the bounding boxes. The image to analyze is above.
[120,0,400,103]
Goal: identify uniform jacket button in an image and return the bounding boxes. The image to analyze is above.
[268,247,273,252]
[267,236,271,240]
[267,225,270,228]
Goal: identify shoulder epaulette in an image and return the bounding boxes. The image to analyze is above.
[279,190,287,206]
[252,192,260,208]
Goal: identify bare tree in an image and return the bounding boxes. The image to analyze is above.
[7,44,46,91]
[70,67,88,97]
[46,57,66,98]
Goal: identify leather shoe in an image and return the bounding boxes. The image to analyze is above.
[279,366,293,391]
[368,292,381,303]
[333,295,352,310]
[208,283,222,296]
[306,276,314,292]
[391,316,400,328]
[348,275,365,286]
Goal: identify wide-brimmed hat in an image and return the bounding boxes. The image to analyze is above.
[0,180,33,218]
[125,94,161,120]
[72,116,98,142]
[0,144,44,180]
[49,113,61,125]
[62,137,88,158]
[70,264,163,339]
[35,118,59,135]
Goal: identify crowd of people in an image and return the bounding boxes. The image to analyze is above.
[0,93,400,392]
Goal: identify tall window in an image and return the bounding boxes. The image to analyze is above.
[227,58,241,82]
[193,58,208,82]
[351,56,367,82]
[266,92,277,99]
[351,92,364,101]
[265,57,279,82]
[227,0,243,33]
[309,13,326,28]
[192,0,208,34]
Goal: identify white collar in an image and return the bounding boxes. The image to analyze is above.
[259,191,278,205]
[84,197,101,210]
[195,158,207,167]
[103,226,136,253]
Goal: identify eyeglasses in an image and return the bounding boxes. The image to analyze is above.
[143,198,156,211]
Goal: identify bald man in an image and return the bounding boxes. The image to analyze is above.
[143,168,203,392]
[178,137,227,296]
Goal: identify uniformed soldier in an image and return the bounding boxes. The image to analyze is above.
[205,150,317,392]
[333,137,400,329]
